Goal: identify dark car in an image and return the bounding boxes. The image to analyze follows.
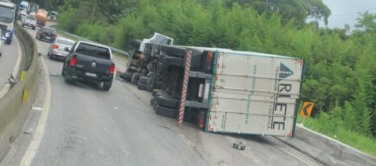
[61,41,115,91]
[36,27,57,43]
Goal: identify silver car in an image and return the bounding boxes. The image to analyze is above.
[47,37,75,60]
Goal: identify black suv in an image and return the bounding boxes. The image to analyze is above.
[36,27,57,43]
[61,41,115,91]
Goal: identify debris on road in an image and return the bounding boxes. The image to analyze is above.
[233,141,246,150]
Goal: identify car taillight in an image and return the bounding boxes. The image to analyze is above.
[70,56,77,67]
[52,44,58,49]
[110,64,115,74]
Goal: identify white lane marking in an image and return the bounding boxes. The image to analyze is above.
[262,137,321,166]
[18,52,52,166]
[0,36,22,98]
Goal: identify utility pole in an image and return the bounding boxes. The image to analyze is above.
[90,0,97,25]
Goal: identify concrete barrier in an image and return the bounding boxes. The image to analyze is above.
[0,24,39,160]
[279,125,376,166]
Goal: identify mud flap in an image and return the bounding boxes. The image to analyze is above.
[156,95,179,109]
[154,105,178,118]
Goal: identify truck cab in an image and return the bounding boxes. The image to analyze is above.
[0,0,15,44]
[119,33,173,84]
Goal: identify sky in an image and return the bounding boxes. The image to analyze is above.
[321,0,376,30]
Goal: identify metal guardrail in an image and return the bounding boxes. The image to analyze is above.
[56,29,130,56]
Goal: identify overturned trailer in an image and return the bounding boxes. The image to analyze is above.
[122,42,305,137]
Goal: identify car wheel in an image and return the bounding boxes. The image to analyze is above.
[64,73,73,84]
[61,67,65,76]
[154,105,178,118]
[103,81,112,91]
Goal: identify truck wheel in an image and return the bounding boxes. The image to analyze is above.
[152,89,164,97]
[154,105,178,118]
[131,73,142,85]
[150,98,156,106]
[137,83,147,90]
[103,81,112,91]
[163,55,184,67]
[156,95,179,109]
[138,76,150,84]
[130,39,141,48]
[120,72,132,82]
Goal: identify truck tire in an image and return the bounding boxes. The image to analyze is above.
[138,76,150,84]
[152,89,164,97]
[130,39,141,48]
[103,81,112,91]
[131,73,142,85]
[137,83,147,90]
[150,98,156,106]
[163,55,184,67]
[127,66,138,73]
[156,95,179,109]
[120,72,132,82]
[154,105,178,118]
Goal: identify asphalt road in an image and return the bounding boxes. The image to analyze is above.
[1,24,323,166]
[0,34,21,94]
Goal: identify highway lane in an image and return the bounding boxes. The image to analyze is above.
[0,35,21,97]
[3,25,322,166]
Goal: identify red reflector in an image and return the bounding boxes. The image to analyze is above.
[52,44,58,49]
[110,64,115,74]
[70,57,77,66]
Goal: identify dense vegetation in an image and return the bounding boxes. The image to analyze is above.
[26,0,376,155]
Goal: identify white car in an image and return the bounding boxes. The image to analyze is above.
[21,15,37,30]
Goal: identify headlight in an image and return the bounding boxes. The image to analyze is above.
[5,32,9,37]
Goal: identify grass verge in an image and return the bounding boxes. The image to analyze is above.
[297,116,376,157]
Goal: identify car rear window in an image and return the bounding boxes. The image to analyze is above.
[56,39,74,46]
[75,43,111,59]
[43,28,56,34]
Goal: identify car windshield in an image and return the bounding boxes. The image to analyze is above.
[0,6,15,23]
[75,43,111,59]
[56,39,74,46]
[43,28,55,34]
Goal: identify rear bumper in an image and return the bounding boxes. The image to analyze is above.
[67,68,114,82]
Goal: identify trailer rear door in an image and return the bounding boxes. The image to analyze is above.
[205,51,304,137]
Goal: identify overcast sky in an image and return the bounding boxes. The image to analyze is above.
[321,0,376,30]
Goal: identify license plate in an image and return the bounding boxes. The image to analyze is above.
[46,37,50,39]
[85,72,97,77]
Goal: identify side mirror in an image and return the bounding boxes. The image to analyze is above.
[64,47,70,52]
